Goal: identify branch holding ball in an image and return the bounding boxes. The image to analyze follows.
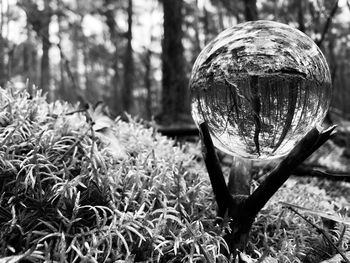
[192,20,335,258]
[200,122,335,257]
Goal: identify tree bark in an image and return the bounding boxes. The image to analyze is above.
[23,29,38,94]
[244,0,258,21]
[316,0,339,123]
[202,6,210,44]
[316,0,339,47]
[192,0,202,62]
[102,0,122,115]
[56,1,66,100]
[298,0,305,32]
[67,0,85,102]
[0,0,7,87]
[18,0,51,96]
[76,14,93,102]
[144,48,152,120]
[0,36,6,88]
[161,0,188,124]
[122,0,134,113]
[40,0,51,98]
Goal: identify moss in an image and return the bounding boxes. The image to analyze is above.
[0,86,348,262]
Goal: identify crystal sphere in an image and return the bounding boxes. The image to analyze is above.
[190,20,332,160]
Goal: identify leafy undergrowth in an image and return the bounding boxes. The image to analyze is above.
[249,178,350,263]
[0,86,349,262]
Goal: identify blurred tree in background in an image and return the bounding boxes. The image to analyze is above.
[0,0,349,124]
[161,0,188,124]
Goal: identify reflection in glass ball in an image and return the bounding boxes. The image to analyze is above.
[190,20,332,160]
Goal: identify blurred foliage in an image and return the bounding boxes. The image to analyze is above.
[0,0,349,121]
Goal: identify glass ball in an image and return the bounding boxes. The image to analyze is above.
[190,20,332,160]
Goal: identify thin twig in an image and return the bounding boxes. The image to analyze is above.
[65,109,88,116]
[57,41,78,92]
[286,206,350,263]
[292,166,350,182]
[316,0,339,47]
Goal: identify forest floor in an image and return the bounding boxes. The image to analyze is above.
[0,86,349,263]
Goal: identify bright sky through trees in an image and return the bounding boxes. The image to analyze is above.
[1,0,350,66]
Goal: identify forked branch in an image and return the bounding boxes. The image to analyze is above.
[199,121,336,257]
[245,125,336,218]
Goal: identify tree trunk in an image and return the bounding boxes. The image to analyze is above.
[244,0,258,21]
[161,0,188,124]
[56,2,67,101]
[297,0,305,32]
[103,0,122,115]
[316,0,339,123]
[40,0,51,98]
[76,13,93,102]
[0,0,7,87]
[202,6,210,44]
[218,3,224,32]
[122,0,134,113]
[7,46,15,81]
[192,0,202,63]
[0,36,6,88]
[70,26,80,90]
[23,29,38,94]
[18,0,51,96]
[144,48,152,120]
[316,0,339,47]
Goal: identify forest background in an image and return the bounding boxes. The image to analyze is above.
[0,0,349,125]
